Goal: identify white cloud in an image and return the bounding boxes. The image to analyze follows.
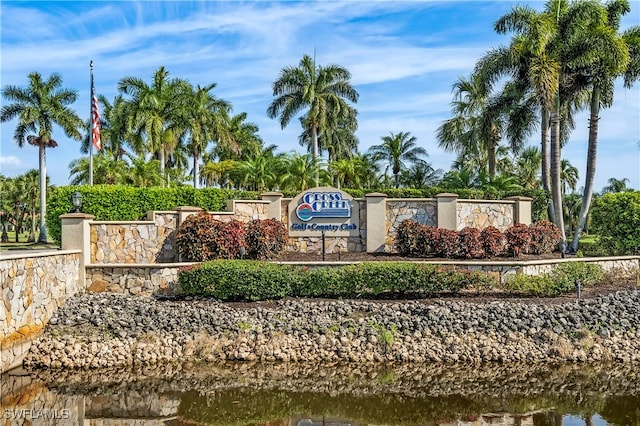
[0,156,23,169]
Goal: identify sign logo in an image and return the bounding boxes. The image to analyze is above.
[295,191,352,222]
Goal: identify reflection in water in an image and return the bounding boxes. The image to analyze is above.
[1,362,639,425]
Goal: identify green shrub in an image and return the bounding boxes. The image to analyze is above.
[591,191,640,255]
[179,261,498,301]
[178,260,293,301]
[505,261,605,296]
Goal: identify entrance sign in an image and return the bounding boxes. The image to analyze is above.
[288,187,360,237]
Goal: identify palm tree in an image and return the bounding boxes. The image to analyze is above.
[20,170,40,242]
[118,66,189,186]
[570,0,639,252]
[200,159,238,188]
[1,72,83,242]
[279,152,329,191]
[368,131,428,188]
[602,177,630,193]
[68,152,129,185]
[299,106,359,162]
[126,155,164,187]
[436,73,508,178]
[181,83,231,188]
[514,146,542,190]
[235,148,281,191]
[267,54,359,184]
[560,159,579,195]
[399,161,443,188]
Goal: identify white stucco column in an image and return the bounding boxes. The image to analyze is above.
[261,192,283,221]
[436,193,458,230]
[366,192,387,253]
[60,213,95,289]
[506,196,533,225]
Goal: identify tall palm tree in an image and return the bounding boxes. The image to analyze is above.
[570,0,639,252]
[180,83,231,188]
[299,106,359,162]
[118,66,189,186]
[368,131,428,188]
[19,170,40,242]
[267,54,359,184]
[68,152,129,185]
[436,73,508,178]
[0,72,83,242]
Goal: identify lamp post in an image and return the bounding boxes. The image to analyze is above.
[71,192,83,213]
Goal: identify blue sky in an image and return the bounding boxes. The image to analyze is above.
[1,1,639,192]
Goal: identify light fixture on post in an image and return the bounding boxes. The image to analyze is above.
[71,191,83,213]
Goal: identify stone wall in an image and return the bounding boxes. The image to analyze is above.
[86,264,191,297]
[385,199,437,252]
[0,250,81,372]
[457,200,514,231]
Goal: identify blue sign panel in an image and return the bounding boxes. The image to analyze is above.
[295,191,352,222]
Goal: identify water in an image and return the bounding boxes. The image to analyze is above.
[2,362,639,425]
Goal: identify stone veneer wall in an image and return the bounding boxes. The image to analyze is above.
[385,199,437,252]
[86,264,194,297]
[0,250,81,372]
[457,200,515,231]
[281,198,367,253]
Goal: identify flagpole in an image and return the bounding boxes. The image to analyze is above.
[89,60,94,186]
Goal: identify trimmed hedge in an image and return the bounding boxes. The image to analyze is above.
[46,185,260,244]
[505,262,605,297]
[178,261,497,301]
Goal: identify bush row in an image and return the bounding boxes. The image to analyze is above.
[396,220,562,258]
[178,261,497,301]
[505,262,605,297]
[176,212,287,261]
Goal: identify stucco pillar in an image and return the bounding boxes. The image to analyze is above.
[60,213,94,289]
[366,192,387,253]
[174,206,203,228]
[261,192,283,220]
[506,196,533,225]
[436,193,459,230]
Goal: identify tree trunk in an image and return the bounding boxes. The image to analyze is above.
[193,148,200,189]
[37,145,48,243]
[159,149,166,187]
[541,108,554,221]
[571,89,600,253]
[28,207,36,243]
[550,111,566,250]
[488,139,497,178]
[311,125,320,186]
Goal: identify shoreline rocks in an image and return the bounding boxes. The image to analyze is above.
[24,290,640,369]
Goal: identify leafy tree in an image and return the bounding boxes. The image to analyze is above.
[560,159,579,195]
[368,132,428,188]
[514,146,542,190]
[68,152,129,185]
[0,71,83,242]
[267,54,359,184]
[399,161,443,188]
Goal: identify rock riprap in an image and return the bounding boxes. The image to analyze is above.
[24,291,640,369]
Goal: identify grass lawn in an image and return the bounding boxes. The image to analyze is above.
[0,231,57,250]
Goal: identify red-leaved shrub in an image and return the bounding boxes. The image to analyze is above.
[457,227,485,259]
[244,219,288,260]
[504,223,532,257]
[480,226,505,258]
[176,212,240,261]
[396,220,422,256]
[432,228,459,258]
[528,220,562,254]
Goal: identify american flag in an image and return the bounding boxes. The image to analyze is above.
[91,80,101,151]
